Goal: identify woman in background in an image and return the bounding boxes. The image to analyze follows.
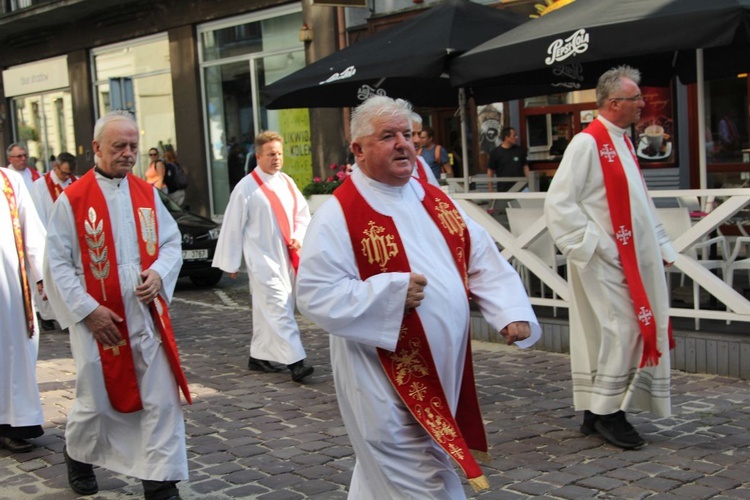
[145,147,166,191]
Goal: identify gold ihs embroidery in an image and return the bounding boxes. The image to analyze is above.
[360,221,398,271]
[84,207,110,301]
[434,199,466,241]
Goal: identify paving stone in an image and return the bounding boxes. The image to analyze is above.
[4,274,750,499]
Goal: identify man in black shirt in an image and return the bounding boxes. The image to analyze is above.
[488,127,529,192]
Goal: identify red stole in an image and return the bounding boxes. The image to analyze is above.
[44,171,76,202]
[334,177,489,492]
[584,119,668,367]
[250,170,300,272]
[66,171,191,413]
[30,168,40,182]
[0,170,34,338]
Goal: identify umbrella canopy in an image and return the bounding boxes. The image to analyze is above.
[452,0,750,92]
[263,0,526,109]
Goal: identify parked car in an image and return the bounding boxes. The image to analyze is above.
[158,190,223,287]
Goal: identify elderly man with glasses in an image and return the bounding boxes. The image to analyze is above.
[31,152,78,331]
[545,65,676,450]
[6,143,40,192]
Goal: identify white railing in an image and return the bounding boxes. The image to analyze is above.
[454,188,750,326]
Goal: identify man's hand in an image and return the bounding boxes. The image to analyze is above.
[500,321,531,346]
[135,269,162,304]
[288,238,301,251]
[84,305,124,347]
[405,273,428,311]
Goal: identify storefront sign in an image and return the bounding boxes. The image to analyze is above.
[635,86,675,164]
[278,108,313,187]
[2,56,69,97]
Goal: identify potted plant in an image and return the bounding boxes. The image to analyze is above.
[302,164,351,212]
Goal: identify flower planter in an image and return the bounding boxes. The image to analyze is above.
[307,194,333,214]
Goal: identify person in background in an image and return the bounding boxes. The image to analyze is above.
[0,167,46,454]
[31,152,78,331]
[163,148,187,206]
[45,111,190,499]
[487,127,529,192]
[418,126,453,180]
[145,147,166,192]
[212,131,314,383]
[410,112,439,187]
[6,143,39,192]
[297,96,540,498]
[545,65,676,450]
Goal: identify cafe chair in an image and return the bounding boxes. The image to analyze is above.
[656,207,729,329]
[725,237,750,292]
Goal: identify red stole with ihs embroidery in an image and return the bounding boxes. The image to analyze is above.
[334,177,490,492]
[66,170,191,413]
[584,118,671,367]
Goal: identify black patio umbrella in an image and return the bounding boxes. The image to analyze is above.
[262,0,527,109]
[451,0,750,92]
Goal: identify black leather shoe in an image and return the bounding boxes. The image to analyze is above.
[40,318,57,331]
[64,446,98,495]
[580,410,598,435]
[594,411,646,449]
[142,479,180,500]
[247,356,283,373]
[0,436,33,453]
[288,360,314,382]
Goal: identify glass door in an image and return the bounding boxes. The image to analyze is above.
[12,90,74,172]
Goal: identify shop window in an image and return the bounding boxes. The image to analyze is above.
[199,5,305,216]
[92,35,175,179]
[705,76,748,182]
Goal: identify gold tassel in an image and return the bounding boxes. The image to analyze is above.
[468,475,490,492]
[471,450,492,464]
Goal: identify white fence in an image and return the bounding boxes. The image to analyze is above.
[453,188,750,327]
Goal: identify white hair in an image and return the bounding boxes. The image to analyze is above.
[350,96,413,142]
[596,65,641,108]
[93,110,137,142]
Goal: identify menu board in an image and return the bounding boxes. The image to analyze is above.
[635,86,675,164]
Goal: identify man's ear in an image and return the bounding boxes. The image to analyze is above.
[92,140,101,157]
[350,141,363,159]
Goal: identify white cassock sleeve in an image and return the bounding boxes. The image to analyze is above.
[544,133,603,270]
[462,210,541,348]
[296,198,409,352]
[13,171,46,284]
[31,177,53,228]
[212,184,248,274]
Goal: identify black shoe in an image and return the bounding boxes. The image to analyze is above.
[288,360,314,382]
[580,410,598,435]
[142,479,180,500]
[64,446,98,495]
[594,411,646,449]
[0,436,33,453]
[247,356,283,373]
[40,318,56,331]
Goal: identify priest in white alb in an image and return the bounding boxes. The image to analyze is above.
[212,131,313,382]
[44,111,191,499]
[545,66,676,450]
[296,96,540,499]
[31,152,78,331]
[0,167,46,454]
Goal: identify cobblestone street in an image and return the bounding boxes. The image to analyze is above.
[2,273,750,499]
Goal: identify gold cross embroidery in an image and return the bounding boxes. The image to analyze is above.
[104,339,127,356]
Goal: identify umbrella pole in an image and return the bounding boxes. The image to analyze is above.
[697,48,708,194]
[459,87,470,192]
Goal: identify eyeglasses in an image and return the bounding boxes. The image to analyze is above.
[609,94,643,103]
[9,154,28,158]
[57,169,74,177]
[148,153,158,157]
